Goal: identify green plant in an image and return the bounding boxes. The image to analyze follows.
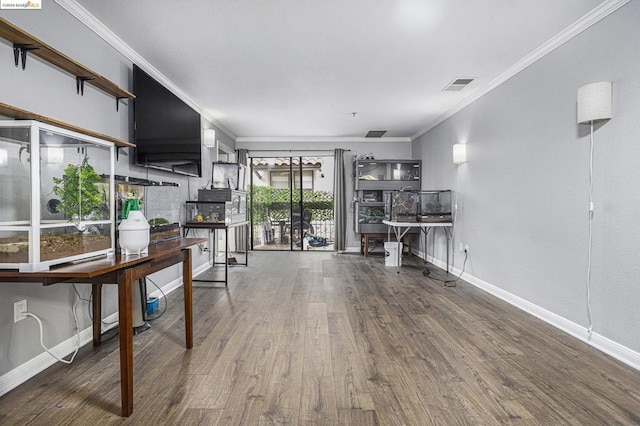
[52,157,104,221]
[248,185,334,224]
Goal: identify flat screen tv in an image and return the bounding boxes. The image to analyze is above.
[132,64,202,177]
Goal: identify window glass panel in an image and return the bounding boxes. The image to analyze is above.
[270,171,290,189]
[270,170,314,190]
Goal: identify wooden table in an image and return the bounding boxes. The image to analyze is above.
[0,237,207,417]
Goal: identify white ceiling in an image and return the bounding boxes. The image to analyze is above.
[69,0,608,141]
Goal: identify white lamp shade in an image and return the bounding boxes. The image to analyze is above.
[577,81,612,124]
[203,129,216,147]
[453,143,467,164]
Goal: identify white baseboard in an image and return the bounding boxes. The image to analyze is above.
[0,273,187,397]
[0,325,93,397]
[423,251,640,372]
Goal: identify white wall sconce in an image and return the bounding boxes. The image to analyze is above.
[453,143,467,164]
[0,148,8,167]
[577,81,612,337]
[577,81,612,124]
[43,147,64,164]
[203,128,216,147]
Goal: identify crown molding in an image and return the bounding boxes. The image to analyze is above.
[53,0,237,141]
[411,0,630,141]
[54,0,627,145]
[235,136,412,143]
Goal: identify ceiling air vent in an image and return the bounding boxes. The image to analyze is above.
[443,78,474,91]
[365,130,387,138]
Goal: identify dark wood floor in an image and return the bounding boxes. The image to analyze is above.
[2,251,640,425]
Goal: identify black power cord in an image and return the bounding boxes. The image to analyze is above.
[425,249,468,288]
[444,249,468,287]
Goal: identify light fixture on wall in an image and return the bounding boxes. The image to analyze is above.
[577,81,612,124]
[0,148,8,167]
[43,147,64,164]
[203,129,216,147]
[577,81,612,339]
[452,144,467,164]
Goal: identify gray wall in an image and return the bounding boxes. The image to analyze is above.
[236,140,413,249]
[0,2,221,379]
[413,1,640,354]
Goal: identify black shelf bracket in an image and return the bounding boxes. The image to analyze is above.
[116,96,127,111]
[13,43,39,70]
[76,76,95,96]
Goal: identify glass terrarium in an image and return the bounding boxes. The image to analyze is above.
[355,159,421,190]
[225,190,248,224]
[212,162,239,189]
[385,191,420,222]
[187,189,248,226]
[186,201,225,225]
[356,203,386,233]
[96,176,182,247]
[0,121,115,271]
[419,190,453,223]
[145,183,181,241]
[361,190,383,203]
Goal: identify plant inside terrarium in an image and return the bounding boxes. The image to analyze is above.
[52,156,104,229]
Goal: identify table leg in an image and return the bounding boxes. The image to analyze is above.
[364,234,369,257]
[92,283,102,346]
[117,268,134,417]
[182,249,193,349]
[211,228,215,267]
[397,227,402,271]
[422,228,429,275]
[445,228,450,273]
[245,222,249,267]
[224,227,229,286]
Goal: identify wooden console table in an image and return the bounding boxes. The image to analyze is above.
[0,237,206,417]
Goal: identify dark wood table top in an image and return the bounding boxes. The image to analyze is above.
[0,237,207,282]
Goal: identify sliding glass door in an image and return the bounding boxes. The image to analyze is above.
[250,156,334,251]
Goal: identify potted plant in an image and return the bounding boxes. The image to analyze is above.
[52,156,104,226]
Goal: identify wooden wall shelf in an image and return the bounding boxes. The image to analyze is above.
[0,17,135,108]
[0,102,135,148]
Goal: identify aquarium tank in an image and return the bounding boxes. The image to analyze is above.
[0,121,115,271]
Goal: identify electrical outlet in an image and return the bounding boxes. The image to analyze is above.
[464,244,470,253]
[459,242,466,252]
[14,299,27,323]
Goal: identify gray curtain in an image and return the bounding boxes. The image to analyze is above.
[236,149,249,253]
[333,149,346,251]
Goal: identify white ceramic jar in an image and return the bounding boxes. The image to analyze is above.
[119,210,150,256]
